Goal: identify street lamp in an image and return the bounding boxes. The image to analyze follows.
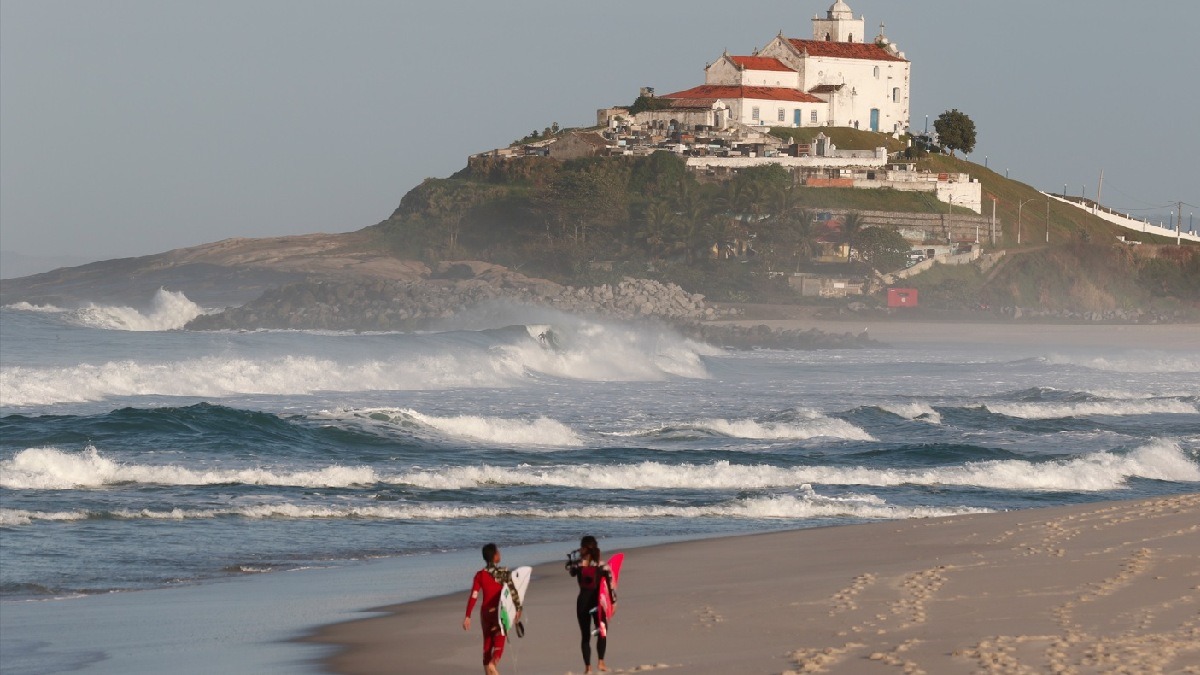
[1017,198,1037,245]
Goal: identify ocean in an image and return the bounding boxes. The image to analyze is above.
[2,289,1198,673]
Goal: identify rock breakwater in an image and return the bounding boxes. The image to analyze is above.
[184,262,876,349]
[185,264,735,331]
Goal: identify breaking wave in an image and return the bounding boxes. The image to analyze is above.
[0,320,712,406]
[615,411,875,442]
[985,399,1197,419]
[6,440,1195,492]
[3,302,68,313]
[0,492,987,526]
[316,407,584,447]
[71,289,206,331]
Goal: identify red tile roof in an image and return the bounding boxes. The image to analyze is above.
[787,39,907,62]
[728,55,794,72]
[663,85,824,104]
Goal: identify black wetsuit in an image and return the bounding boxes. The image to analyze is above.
[568,560,613,666]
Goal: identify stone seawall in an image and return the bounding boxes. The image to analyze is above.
[185,273,737,332]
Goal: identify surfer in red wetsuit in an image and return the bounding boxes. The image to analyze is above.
[464,543,521,675]
[566,535,615,673]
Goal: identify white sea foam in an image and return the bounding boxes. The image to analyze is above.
[318,407,584,447]
[0,509,90,527]
[8,440,1194,492]
[0,353,524,406]
[985,399,1197,419]
[0,446,380,490]
[3,302,68,313]
[0,494,987,526]
[497,320,712,381]
[879,403,943,424]
[0,319,713,406]
[393,441,1200,491]
[68,289,206,331]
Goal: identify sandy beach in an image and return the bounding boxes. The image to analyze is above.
[306,493,1200,674]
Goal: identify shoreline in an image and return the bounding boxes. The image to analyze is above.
[303,493,1200,674]
[713,315,1200,349]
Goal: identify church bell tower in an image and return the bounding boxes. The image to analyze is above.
[811,0,865,43]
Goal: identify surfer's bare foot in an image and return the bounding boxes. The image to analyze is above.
[598,660,609,672]
[485,664,499,675]
[583,667,592,674]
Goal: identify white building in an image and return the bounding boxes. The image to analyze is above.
[663,1,910,133]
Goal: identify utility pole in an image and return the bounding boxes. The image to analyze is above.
[1096,169,1104,214]
[1045,197,1050,243]
[1179,201,1184,246]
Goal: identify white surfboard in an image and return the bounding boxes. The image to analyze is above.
[498,565,531,637]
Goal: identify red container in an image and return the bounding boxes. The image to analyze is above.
[887,288,919,308]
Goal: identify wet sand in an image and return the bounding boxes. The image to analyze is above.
[305,493,1200,674]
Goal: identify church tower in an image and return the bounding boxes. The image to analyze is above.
[811,0,865,43]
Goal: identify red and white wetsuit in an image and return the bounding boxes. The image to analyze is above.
[465,566,506,666]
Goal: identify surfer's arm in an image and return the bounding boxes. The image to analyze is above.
[602,563,617,602]
[464,571,483,623]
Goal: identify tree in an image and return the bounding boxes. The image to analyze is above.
[933,109,977,157]
[841,211,865,262]
[759,207,817,272]
[535,160,630,247]
[855,226,910,273]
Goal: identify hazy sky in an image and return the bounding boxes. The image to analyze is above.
[3,0,1198,262]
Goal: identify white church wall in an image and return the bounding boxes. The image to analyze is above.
[739,69,800,88]
[729,97,825,128]
[802,57,908,132]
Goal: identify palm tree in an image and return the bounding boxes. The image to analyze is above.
[841,211,864,263]
[637,200,676,258]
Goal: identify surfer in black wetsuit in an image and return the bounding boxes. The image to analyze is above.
[566,535,614,673]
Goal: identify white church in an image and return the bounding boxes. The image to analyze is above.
[662,0,910,134]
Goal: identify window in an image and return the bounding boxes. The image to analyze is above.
[810,110,818,123]
[892,87,900,102]
[777,108,785,122]
[751,106,760,121]
[874,66,880,79]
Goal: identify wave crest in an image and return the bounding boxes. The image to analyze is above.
[70,289,206,331]
[0,493,986,526]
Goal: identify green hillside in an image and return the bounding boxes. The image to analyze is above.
[366,134,1198,315]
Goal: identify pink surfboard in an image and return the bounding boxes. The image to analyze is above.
[596,552,624,638]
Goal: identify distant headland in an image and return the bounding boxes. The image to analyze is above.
[2,1,1196,334]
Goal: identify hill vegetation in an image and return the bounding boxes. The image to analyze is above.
[365,128,1197,317]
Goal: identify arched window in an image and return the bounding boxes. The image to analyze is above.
[848,34,853,42]
[825,33,831,41]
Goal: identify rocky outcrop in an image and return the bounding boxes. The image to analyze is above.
[185,264,740,331]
